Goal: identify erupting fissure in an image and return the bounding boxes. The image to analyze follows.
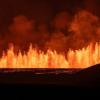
[0,43,100,68]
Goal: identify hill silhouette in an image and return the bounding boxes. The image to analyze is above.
[0,64,100,87]
[73,64,100,87]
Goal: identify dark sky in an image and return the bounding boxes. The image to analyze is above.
[0,0,99,31]
[0,0,84,19]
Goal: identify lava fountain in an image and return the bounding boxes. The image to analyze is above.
[0,43,100,69]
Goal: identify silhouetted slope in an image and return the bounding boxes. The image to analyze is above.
[0,64,100,87]
[73,64,100,87]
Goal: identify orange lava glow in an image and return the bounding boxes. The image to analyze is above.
[0,43,100,68]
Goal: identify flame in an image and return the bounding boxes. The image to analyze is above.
[0,43,100,69]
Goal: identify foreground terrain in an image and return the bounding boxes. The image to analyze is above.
[0,64,100,87]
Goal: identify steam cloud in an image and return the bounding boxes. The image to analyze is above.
[0,9,100,53]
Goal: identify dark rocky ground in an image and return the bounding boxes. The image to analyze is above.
[0,64,100,88]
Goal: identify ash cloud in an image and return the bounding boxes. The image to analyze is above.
[0,0,100,53]
[45,10,100,52]
[69,10,100,49]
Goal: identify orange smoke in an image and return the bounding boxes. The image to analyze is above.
[0,43,99,68]
[0,10,100,69]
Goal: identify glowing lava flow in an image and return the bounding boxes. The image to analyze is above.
[0,43,100,68]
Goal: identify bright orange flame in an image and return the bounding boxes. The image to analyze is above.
[0,43,100,68]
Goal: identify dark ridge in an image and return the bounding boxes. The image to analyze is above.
[0,64,100,88]
[73,64,100,87]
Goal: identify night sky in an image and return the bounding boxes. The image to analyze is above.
[0,0,83,22]
[0,0,99,30]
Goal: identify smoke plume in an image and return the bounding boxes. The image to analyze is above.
[0,9,100,53]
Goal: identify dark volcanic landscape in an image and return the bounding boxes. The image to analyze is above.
[0,64,100,88]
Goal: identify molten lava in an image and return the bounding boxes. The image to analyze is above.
[0,43,100,68]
